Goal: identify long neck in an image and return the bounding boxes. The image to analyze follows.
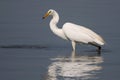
[49,11,67,40]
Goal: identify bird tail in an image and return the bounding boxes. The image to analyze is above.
[94,38,105,46]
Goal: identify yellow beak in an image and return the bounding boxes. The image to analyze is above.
[42,12,50,19]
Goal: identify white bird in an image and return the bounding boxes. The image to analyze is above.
[42,9,105,52]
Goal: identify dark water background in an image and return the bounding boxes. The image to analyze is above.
[0,0,120,80]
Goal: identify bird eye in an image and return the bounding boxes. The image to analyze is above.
[49,11,51,13]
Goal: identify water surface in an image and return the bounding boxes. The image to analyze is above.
[0,0,120,80]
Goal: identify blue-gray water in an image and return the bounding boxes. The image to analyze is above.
[0,0,120,80]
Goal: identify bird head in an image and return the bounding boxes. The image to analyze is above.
[42,9,54,19]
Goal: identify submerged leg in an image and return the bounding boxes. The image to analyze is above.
[98,46,101,51]
[88,42,102,53]
[71,41,76,52]
[97,46,101,54]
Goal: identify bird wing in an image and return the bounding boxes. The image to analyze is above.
[63,22,105,45]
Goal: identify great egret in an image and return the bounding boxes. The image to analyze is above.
[42,9,105,52]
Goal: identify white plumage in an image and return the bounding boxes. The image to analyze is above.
[43,9,105,52]
[63,23,104,45]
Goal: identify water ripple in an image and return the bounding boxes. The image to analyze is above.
[0,45,47,49]
[46,51,103,80]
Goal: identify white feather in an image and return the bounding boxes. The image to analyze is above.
[63,22,105,45]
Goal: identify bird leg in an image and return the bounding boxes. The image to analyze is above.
[88,42,101,53]
[98,46,101,51]
[71,41,76,52]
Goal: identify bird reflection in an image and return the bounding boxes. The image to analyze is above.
[46,51,103,80]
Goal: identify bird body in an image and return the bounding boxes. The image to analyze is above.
[43,9,105,52]
[63,22,104,45]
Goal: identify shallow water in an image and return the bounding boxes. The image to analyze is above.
[0,0,120,80]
